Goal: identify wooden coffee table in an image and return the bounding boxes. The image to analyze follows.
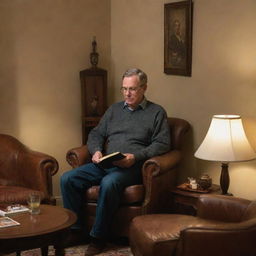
[0,204,77,256]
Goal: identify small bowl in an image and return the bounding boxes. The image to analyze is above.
[198,174,212,190]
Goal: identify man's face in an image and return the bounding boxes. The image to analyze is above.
[121,75,147,109]
[174,21,181,34]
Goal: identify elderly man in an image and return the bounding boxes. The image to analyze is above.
[61,68,170,255]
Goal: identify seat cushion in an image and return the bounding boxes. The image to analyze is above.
[129,214,197,256]
[85,184,145,204]
[0,186,44,205]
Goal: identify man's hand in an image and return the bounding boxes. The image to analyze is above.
[113,153,135,168]
[92,151,103,164]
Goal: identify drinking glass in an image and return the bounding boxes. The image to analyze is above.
[27,193,41,214]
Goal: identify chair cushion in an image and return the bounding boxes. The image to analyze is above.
[0,186,44,205]
[85,184,145,204]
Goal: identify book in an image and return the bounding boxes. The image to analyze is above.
[0,216,20,228]
[98,152,125,168]
[0,204,30,217]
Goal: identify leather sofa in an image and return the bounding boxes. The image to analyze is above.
[130,194,256,256]
[0,134,59,205]
[66,117,190,237]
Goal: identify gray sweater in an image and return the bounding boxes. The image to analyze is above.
[87,100,170,162]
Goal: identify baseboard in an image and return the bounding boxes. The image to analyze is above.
[54,195,63,206]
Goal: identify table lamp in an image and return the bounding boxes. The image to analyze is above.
[195,115,256,195]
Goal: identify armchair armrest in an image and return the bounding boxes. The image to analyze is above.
[178,219,256,256]
[197,194,251,222]
[66,145,91,168]
[17,149,59,204]
[142,150,181,178]
[141,150,182,213]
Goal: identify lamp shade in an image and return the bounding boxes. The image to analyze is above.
[195,115,256,162]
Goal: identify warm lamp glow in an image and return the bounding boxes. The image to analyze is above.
[195,115,256,194]
[195,115,256,162]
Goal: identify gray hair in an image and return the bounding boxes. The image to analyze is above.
[122,68,148,86]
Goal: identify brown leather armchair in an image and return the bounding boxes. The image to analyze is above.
[66,117,190,237]
[0,134,59,205]
[130,194,256,256]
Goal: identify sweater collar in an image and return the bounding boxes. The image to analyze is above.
[123,97,147,111]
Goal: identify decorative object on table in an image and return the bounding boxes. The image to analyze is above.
[195,115,256,195]
[177,183,211,193]
[80,38,107,144]
[164,0,193,76]
[187,177,198,190]
[197,174,212,190]
[90,36,99,67]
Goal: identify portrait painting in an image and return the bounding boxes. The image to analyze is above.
[164,1,193,76]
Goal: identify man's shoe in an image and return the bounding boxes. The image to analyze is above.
[64,229,89,247]
[84,237,106,256]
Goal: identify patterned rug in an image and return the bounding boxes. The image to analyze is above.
[3,244,133,256]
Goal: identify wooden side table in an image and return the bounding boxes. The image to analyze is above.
[170,184,221,216]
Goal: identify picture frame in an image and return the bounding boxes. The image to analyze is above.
[164,1,193,76]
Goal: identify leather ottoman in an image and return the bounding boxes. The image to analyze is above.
[129,214,197,256]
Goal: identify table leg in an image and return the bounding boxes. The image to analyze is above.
[55,247,65,256]
[41,246,48,256]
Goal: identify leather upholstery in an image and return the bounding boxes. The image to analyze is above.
[130,194,256,256]
[0,134,59,205]
[66,117,190,236]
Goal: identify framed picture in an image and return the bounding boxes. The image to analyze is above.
[164,1,193,76]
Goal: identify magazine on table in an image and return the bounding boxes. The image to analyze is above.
[0,204,29,217]
[0,216,20,228]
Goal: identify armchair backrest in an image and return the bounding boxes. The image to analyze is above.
[0,134,27,186]
[168,118,190,150]
[197,194,252,222]
[0,133,59,205]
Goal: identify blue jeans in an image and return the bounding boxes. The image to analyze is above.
[60,162,142,238]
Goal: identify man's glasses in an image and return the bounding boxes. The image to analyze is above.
[120,86,143,93]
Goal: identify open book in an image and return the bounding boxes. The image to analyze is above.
[98,152,125,168]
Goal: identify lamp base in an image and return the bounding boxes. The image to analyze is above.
[220,163,231,195]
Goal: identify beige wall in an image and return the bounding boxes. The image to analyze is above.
[1,0,256,201]
[111,0,256,199]
[0,0,110,202]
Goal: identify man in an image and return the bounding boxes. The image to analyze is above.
[169,19,186,67]
[61,68,170,255]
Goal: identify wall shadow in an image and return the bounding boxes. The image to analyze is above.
[0,4,19,136]
[176,123,197,185]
